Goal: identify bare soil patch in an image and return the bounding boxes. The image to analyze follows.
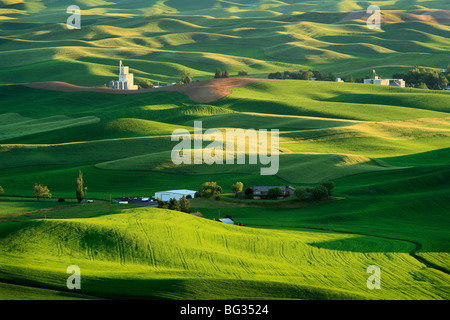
[22,78,277,103]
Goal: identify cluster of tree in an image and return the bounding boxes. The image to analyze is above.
[198,181,222,198]
[214,69,229,79]
[392,67,450,90]
[1,183,52,201]
[238,70,248,76]
[294,181,335,201]
[268,70,339,82]
[138,80,153,89]
[180,70,193,84]
[157,195,190,213]
[267,187,283,199]
[34,184,52,201]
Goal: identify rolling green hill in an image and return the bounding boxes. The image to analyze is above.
[0,207,448,300]
[1,0,449,85]
[0,0,449,301]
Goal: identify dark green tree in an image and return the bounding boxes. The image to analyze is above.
[438,75,449,89]
[302,70,314,80]
[312,185,329,200]
[168,198,181,211]
[157,198,169,208]
[267,187,283,199]
[180,195,190,213]
[181,70,192,84]
[294,187,307,201]
[321,181,335,196]
[76,170,84,203]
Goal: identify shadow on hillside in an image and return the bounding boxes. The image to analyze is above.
[308,235,418,253]
[81,277,366,300]
[380,147,450,167]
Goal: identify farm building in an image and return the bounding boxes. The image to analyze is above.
[248,186,295,199]
[109,60,139,90]
[155,189,196,201]
[219,218,234,225]
[364,76,405,87]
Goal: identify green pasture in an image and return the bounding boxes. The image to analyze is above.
[0,206,448,300]
[0,0,449,300]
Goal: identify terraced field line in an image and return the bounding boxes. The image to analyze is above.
[114,229,126,266]
[288,225,450,276]
[135,216,157,268]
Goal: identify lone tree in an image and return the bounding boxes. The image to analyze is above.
[0,186,4,195]
[76,170,84,203]
[34,184,52,201]
[180,195,190,213]
[231,182,244,197]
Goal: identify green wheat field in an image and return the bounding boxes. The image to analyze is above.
[0,0,449,300]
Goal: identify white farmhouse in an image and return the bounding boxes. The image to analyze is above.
[109,60,139,90]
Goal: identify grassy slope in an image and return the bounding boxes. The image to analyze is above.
[0,206,448,300]
[0,80,448,192]
[0,0,449,300]
[0,79,448,300]
[1,1,449,85]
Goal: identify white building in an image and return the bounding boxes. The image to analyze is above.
[155,189,197,201]
[364,76,405,87]
[109,60,139,90]
[219,218,234,225]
